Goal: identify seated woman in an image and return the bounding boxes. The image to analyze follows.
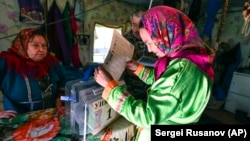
[0,28,66,114]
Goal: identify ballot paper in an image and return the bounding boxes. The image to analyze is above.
[103,30,134,81]
[65,31,134,139]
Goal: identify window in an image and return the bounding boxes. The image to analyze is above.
[92,22,123,63]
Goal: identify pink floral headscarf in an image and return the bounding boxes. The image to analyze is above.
[10,28,39,59]
[141,6,215,80]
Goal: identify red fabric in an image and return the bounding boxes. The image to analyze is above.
[0,51,59,79]
[72,44,82,67]
[70,7,82,67]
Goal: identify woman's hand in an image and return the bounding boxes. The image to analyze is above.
[94,66,114,87]
[126,60,139,72]
[0,110,17,118]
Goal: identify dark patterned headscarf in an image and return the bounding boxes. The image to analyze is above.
[0,28,59,79]
[141,6,215,80]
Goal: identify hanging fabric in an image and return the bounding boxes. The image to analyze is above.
[202,0,221,38]
[241,0,250,36]
[47,1,72,66]
[46,0,82,67]
[63,2,74,49]
[188,0,202,23]
[63,1,82,67]
[69,3,82,67]
[17,0,44,24]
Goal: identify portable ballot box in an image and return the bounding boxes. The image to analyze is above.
[62,78,121,140]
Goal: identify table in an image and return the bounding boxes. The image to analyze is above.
[0,107,136,141]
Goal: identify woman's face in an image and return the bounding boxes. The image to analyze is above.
[139,28,165,58]
[26,35,48,62]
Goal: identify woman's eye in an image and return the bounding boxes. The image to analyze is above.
[31,44,47,48]
[42,45,48,48]
[33,44,39,47]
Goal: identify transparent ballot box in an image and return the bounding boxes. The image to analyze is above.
[62,79,120,140]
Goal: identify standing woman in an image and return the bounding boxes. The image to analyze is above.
[94,6,215,141]
[0,28,66,114]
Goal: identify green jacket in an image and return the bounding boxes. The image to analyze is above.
[103,58,213,141]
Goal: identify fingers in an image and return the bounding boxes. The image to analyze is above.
[94,66,100,77]
[0,110,17,118]
[94,66,113,81]
[126,60,139,72]
[94,66,102,81]
[6,110,17,114]
[94,66,104,75]
[6,110,17,117]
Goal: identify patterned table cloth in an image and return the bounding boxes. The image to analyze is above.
[0,107,136,141]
